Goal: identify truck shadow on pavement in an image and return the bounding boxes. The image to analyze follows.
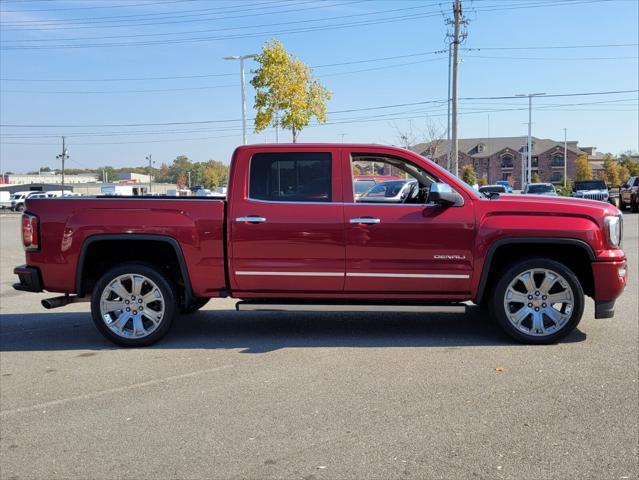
[0,306,586,352]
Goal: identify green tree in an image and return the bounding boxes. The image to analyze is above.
[169,155,194,185]
[531,172,541,183]
[155,163,171,183]
[97,166,117,183]
[461,164,477,185]
[251,39,331,142]
[201,160,229,188]
[602,154,620,186]
[618,164,631,184]
[557,177,573,197]
[575,154,593,181]
[478,175,488,186]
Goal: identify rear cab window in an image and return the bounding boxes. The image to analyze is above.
[249,152,332,202]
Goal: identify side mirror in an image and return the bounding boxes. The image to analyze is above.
[429,183,464,207]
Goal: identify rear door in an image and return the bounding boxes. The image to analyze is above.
[342,147,476,294]
[229,147,345,292]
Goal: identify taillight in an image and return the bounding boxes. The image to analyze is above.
[21,213,40,251]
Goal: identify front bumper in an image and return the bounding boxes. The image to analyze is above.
[13,265,43,292]
[595,300,616,319]
[592,259,627,319]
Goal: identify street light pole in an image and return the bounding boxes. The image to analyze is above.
[56,136,69,193]
[563,128,568,189]
[146,154,153,193]
[224,54,258,145]
[516,92,546,187]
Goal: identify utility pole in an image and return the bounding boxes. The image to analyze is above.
[146,154,153,193]
[56,136,69,193]
[340,133,347,143]
[275,111,279,143]
[450,0,466,177]
[446,37,452,171]
[563,128,568,188]
[516,92,546,187]
[224,54,258,145]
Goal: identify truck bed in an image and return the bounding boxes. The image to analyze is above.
[23,196,227,297]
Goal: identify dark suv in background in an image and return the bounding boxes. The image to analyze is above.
[619,176,639,212]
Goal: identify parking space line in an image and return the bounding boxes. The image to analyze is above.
[0,364,233,416]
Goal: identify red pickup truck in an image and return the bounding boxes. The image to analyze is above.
[14,144,627,346]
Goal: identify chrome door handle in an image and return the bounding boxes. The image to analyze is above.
[235,216,267,223]
[350,217,381,224]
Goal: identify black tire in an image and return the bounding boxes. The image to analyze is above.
[491,257,584,344]
[180,297,209,314]
[632,196,639,213]
[15,204,25,212]
[618,198,626,210]
[91,262,178,347]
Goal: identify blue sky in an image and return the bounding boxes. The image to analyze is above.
[0,0,637,173]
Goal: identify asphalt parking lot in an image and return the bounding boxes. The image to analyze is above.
[0,212,637,480]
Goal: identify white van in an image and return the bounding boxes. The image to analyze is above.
[0,191,11,209]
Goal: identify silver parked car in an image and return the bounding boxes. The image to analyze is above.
[572,180,610,202]
[523,183,558,196]
[358,179,418,203]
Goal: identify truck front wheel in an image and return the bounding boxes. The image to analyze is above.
[91,263,178,347]
[491,258,584,344]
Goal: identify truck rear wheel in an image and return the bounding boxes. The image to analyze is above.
[91,263,177,347]
[491,257,584,344]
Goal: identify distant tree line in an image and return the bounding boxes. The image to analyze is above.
[30,155,229,189]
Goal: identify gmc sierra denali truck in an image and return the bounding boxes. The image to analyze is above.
[13,144,627,346]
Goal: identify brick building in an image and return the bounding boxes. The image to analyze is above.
[412,136,585,189]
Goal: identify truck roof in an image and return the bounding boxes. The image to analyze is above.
[234,143,408,151]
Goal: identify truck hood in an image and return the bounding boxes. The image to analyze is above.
[487,193,620,220]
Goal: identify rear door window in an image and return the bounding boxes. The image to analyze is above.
[249,152,332,202]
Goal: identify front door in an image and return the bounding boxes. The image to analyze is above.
[343,148,476,294]
[229,148,345,292]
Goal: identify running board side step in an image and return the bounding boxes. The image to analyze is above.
[236,302,466,313]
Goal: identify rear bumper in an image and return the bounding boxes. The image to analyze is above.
[13,265,43,292]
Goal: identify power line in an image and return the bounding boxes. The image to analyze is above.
[2,89,635,128]
[463,54,636,60]
[2,43,635,83]
[0,0,279,18]
[1,1,613,49]
[464,42,638,51]
[0,12,444,50]
[0,0,363,31]
[0,57,448,94]
[0,0,198,14]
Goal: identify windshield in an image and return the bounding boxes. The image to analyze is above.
[423,159,482,198]
[574,181,606,190]
[354,180,375,194]
[480,186,505,193]
[363,180,407,197]
[11,194,24,200]
[528,184,555,193]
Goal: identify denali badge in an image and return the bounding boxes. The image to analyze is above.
[434,254,466,260]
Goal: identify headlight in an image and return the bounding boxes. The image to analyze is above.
[605,215,622,247]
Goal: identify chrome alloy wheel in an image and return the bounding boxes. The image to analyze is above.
[503,268,575,337]
[99,273,165,339]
